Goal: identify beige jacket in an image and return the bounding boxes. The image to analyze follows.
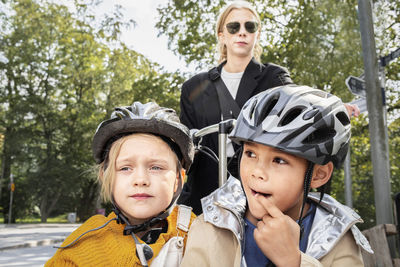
[181,177,373,267]
[182,214,366,267]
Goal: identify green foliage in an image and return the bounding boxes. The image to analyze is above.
[0,213,69,223]
[157,0,364,100]
[1,0,399,228]
[156,0,224,68]
[0,0,181,222]
[349,116,375,229]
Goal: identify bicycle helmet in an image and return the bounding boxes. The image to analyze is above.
[229,84,351,167]
[93,101,194,170]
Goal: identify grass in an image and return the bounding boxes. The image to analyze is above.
[0,214,69,224]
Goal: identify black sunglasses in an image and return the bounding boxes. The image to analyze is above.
[225,21,258,34]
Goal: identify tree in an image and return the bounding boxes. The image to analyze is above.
[0,0,183,222]
[0,0,102,222]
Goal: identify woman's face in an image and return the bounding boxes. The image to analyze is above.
[219,8,259,61]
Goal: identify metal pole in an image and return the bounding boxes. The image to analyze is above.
[8,174,14,224]
[357,0,395,255]
[218,119,236,187]
[344,150,353,208]
[218,133,227,187]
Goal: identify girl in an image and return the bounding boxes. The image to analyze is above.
[46,101,196,266]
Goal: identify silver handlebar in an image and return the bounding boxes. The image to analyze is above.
[192,124,219,138]
[191,119,236,187]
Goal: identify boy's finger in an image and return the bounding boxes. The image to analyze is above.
[255,194,283,218]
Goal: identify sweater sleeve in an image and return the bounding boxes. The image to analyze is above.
[45,255,77,267]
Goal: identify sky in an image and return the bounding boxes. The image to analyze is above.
[0,0,197,74]
[96,0,195,74]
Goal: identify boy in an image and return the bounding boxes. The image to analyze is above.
[181,85,372,266]
[46,101,196,266]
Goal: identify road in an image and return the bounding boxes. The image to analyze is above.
[0,243,60,266]
[0,223,80,267]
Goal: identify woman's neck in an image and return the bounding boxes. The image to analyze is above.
[224,55,252,73]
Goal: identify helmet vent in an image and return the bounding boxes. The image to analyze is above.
[336,111,350,126]
[249,99,258,120]
[279,107,304,126]
[303,108,319,120]
[256,97,278,126]
[303,128,336,144]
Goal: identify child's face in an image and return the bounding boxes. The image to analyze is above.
[240,142,308,225]
[112,134,179,225]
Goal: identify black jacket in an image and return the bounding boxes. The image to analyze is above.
[178,58,293,214]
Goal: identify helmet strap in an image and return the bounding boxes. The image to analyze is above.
[111,201,154,265]
[111,165,183,234]
[235,146,243,180]
[298,161,314,240]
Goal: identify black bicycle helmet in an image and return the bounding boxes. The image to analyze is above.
[229,84,351,167]
[93,101,194,170]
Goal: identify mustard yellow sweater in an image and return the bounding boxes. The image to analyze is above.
[45,206,196,266]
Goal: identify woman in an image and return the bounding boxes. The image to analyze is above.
[177,1,293,215]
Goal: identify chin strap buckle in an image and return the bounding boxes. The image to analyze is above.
[123,217,164,235]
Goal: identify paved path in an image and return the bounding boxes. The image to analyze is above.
[0,243,61,267]
[0,223,80,266]
[0,223,80,251]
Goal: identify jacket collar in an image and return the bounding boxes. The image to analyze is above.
[306,193,373,258]
[201,179,373,259]
[201,177,246,244]
[208,58,265,108]
[236,58,264,107]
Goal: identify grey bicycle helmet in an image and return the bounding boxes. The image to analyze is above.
[229,85,351,167]
[93,101,194,170]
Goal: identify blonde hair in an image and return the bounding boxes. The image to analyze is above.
[97,133,181,202]
[216,1,262,63]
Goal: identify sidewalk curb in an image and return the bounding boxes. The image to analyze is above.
[0,223,81,229]
[0,238,64,251]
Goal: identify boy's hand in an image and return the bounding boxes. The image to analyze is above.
[253,195,301,267]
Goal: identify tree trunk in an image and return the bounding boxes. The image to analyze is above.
[77,180,99,221]
[40,191,61,222]
[40,193,48,223]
